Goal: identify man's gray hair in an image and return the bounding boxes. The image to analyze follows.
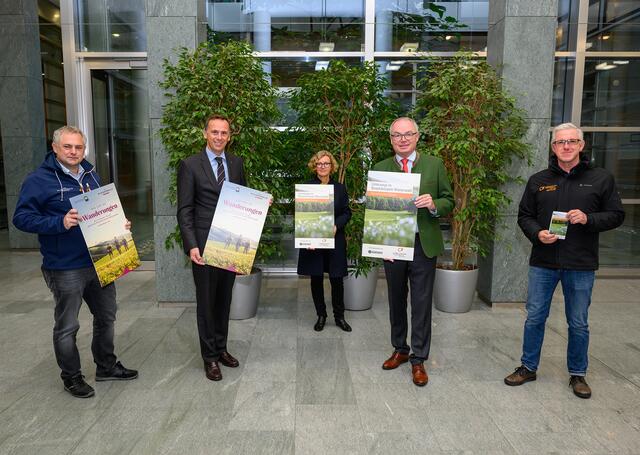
[551,123,583,143]
[389,117,420,135]
[52,126,87,145]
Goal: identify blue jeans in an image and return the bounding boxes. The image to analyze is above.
[521,266,595,376]
[42,267,118,380]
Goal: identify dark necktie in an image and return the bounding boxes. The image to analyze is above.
[215,156,226,183]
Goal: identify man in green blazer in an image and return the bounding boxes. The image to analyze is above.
[374,117,454,387]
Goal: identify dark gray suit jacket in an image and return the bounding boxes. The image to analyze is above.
[177,149,246,255]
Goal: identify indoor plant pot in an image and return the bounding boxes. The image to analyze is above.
[344,266,379,311]
[434,264,478,313]
[230,267,262,320]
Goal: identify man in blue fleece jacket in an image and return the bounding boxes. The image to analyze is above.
[13,126,138,398]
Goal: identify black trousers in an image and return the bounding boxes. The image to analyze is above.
[41,267,117,380]
[192,263,236,362]
[310,275,345,319]
[383,234,437,364]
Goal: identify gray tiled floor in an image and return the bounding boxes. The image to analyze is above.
[1,235,640,454]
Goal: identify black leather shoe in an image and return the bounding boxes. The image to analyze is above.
[63,374,95,398]
[335,318,352,332]
[219,351,239,368]
[314,316,326,332]
[96,361,138,382]
[204,361,222,381]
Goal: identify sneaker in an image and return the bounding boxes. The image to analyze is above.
[504,365,537,386]
[63,375,95,398]
[569,375,591,399]
[96,361,138,382]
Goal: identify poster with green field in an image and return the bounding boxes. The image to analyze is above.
[549,211,568,239]
[70,183,140,287]
[362,171,421,261]
[294,184,335,249]
[203,182,271,275]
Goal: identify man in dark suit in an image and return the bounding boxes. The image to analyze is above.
[177,114,246,381]
[373,117,454,387]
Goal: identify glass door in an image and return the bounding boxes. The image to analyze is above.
[88,66,154,260]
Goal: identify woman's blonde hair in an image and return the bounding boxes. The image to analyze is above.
[307,150,338,174]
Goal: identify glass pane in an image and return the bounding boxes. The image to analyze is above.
[375,0,488,52]
[264,57,364,126]
[552,58,574,125]
[581,58,640,127]
[583,131,640,266]
[586,1,640,51]
[90,69,154,260]
[75,0,146,52]
[206,0,364,51]
[556,0,577,51]
[39,0,66,142]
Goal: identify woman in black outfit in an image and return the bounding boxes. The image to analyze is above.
[297,151,352,332]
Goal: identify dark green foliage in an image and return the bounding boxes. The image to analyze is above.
[289,60,398,276]
[414,52,531,270]
[160,40,286,261]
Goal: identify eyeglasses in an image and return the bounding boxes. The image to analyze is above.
[316,162,332,168]
[552,139,582,146]
[390,132,418,141]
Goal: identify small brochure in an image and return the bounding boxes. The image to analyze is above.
[362,170,421,261]
[203,182,271,275]
[549,211,568,239]
[70,183,140,287]
[294,184,335,249]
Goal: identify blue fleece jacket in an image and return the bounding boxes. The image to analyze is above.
[13,152,102,270]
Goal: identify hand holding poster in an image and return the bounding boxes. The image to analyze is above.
[70,183,141,287]
[203,182,271,275]
[362,170,421,261]
[295,184,335,249]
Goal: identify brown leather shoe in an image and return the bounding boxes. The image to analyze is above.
[569,375,591,399]
[412,363,429,387]
[504,366,537,386]
[219,351,239,368]
[382,351,410,370]
[204,361,222,381]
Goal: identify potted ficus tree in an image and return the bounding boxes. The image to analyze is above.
[289,60,397,310]
[160,40,285,319]
[414,52,531,313]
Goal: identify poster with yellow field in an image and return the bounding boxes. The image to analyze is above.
[70,183,140,287]
[203,182,271,275]
[362,170,421,261]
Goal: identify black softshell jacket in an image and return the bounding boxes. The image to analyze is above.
[518,153,625,270]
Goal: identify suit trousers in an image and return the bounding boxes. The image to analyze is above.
[383,234,437,364]
[310,275,345,319]
[192,263,236,362]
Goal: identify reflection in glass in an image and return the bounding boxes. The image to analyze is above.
[586,0,640,51]
[581,58,640,126]
[583,132,640,266]
[552,58,574,125]
[39,0,66,141]
[206,0,364,51]
[91,69,153,260]
[375,0,488,52]
[75,0,146,52]
[556,0,576,51]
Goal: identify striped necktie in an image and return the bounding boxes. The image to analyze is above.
[215,156,226,183]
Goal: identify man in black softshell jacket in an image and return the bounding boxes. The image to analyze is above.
[504,123,625,399]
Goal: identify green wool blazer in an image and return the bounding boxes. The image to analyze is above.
[372,152,454,257]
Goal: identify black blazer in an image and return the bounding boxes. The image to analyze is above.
[297,176,351,278]
[177,149,246,255]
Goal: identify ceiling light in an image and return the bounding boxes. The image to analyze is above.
[386,63,401,71]
[315,61,329,71]
[390,60,405,66]
[595,62,616,70]
[612,60,629,65]
[445,35,453,41]
[601,34,610,40]
[53,12,60,18]
[399,42,419,52]
[318,42,334,52]
[112,33,120,37]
